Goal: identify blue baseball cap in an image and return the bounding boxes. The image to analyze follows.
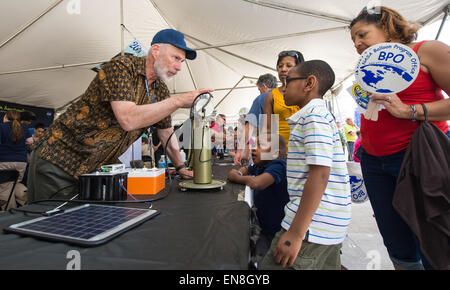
[151,29,197,60]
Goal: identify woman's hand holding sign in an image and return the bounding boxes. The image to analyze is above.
[369,93,412,120]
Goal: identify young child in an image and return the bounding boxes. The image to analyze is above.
[260,60,351,270]
[227,133,290,266]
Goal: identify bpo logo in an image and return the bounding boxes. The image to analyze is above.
[349,175,368,203]
[347,162,368,203]
[355,42,419,94]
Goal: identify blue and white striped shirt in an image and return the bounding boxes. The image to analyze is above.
[282,98,351,245]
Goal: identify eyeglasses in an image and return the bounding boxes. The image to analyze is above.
[278,51,303,64]
[285,76,307,86]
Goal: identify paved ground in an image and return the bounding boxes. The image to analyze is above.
[341,201,394,270]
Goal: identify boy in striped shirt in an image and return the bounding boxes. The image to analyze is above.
[261,60,351,270]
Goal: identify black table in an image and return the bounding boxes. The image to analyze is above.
[0,162,250,270]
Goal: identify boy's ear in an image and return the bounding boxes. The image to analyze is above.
[305,75,317,92]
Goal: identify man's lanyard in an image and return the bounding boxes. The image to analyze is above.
[144,78,156,134]
[144,79,156,104]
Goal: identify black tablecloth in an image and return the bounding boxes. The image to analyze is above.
[0,162,250,270]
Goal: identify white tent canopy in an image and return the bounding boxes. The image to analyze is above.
[0,0,448,124]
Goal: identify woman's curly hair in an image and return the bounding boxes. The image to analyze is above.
[350,6,421,44]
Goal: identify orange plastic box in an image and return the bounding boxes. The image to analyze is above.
[126,168,165,195]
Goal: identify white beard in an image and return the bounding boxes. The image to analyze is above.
[154,58,175,83]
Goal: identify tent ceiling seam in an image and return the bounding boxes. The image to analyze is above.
[184,33,276,72]
[194,26,347,51]
[171,75,264,95]
[241,0,352,24]
[214,76,245,109]
[0,21,147,76]
[421,3,449,25]
[0,61,106,76]
[0,0,64,50]
[185,36,269,76]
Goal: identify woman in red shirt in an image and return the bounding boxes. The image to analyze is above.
[349,6,450,270]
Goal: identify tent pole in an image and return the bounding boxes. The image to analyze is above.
[0,0,64,50]
[120,0,125,56]
[184,34,275,72]
[175,85,258,95]
[185,61,198,90]
[435,5,449,40]
[422,3,450,26]
[214,76,245,109]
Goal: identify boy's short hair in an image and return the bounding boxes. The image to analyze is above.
[292,60,335,97]
[34,122,45,130]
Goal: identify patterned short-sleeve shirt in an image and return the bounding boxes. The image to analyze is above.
[37,54,172,178]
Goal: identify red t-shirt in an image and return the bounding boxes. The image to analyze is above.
[361,41,449,156]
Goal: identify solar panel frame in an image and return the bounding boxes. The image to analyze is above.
[4,204,160,247]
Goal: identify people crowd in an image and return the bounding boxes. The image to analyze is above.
[228,5,449,270]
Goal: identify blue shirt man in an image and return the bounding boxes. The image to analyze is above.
[245,90,271,128]
[234,73,277,166]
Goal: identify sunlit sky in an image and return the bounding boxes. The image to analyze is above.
[334,18,450,122]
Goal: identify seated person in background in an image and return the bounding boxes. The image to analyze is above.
[228,133,289,267]
[27,122,46,161]
[20,111,36,128]
[0,110,32,209]
[31,123,45,146]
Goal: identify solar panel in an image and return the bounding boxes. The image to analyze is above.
[4,204,159,247]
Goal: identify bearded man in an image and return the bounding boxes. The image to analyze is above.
[27,29,211,202]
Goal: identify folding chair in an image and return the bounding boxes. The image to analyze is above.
[0,169,20,211]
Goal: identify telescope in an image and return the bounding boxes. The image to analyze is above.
[179,93,226,191]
